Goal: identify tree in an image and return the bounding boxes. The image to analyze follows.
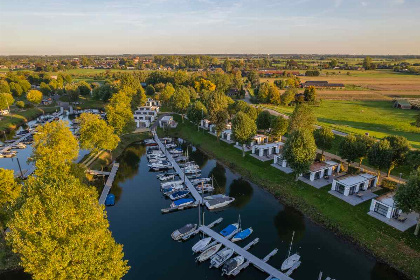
[0,80,10,93]
[145,85,155,96]
[18,79,31,92]
[26,90,43,104]
[232,112,257,156]
[384,136,411,177]
[9,82,23,97]
[256,110,271,132]
[356,134,375,166]
[303,86,316,102]
[187,101,207,130]
[314,127,334,156]
[256,83,279,104]
[406,150,420,169]
[247,70,260,88]
[171,86,190,120]
[78,113,120,153]
[77,81,91,96]
[65,84,80,101]
[368,139,393,177]
[288,104,316,132]
[0,168,21,207]
[229,100,257,120]
[339,134,360,168]
[363,56,375,70]
[39,82,52,96]
[213,110,229,141]
[0,92,14,110]
[6,167,129,280]
[281,87,297,106]
[16,100,25,108]
[194,78,216,93]
[105,91,134,135]
[270,116,288,141]
[284,129,317,180]
[159,83,175,104]
[394,169,420,236]
[415,113,420,127]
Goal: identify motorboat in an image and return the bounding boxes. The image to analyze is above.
[160,137,173,143]
[195,184,214,193]
[221,256,245,276]
[165,143,177,149]
[170,198,195,208]
[281,231,301,271]
[192,237,212,253]
[231,227,253,242]
[169,190,190,200]
[157,174,176,181]
[171,223,197,241]
[161,180,183,188]
[169,148,183,155]
[209,248,234,268]
[144,139,157,146]
[162,185,185,196]
[1,151,17,158]
[12,143,26,149]
[149,162,173,171]
[204,194,235,210]
[190,177,211,185]
[184,166,201,175]
[196,243,222,262]
[220,223,239,237]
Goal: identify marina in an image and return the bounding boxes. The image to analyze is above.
[98,163,120,205]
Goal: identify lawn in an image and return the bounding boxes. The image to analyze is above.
[264,100,420,148]
[160,115,420,280]
[0,106,58,133]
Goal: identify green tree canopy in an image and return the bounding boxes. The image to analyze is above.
[212,110,229,140]
[159,83,175,105]
[368,139,393,177]
[303,86,316,102]
[64,84,80,102]
[171,86,191,115]
[9,82,23,97]
[0,168,21,207]
[0,80,10,93]
[105,91,134,135]
[288,104,317,133]
[187,101,207,127]
[77,81,91,96]
[284,129,317,180]
[384,136,411,176]
[270,116,288,141]
[314,127,334,156]
[256,110,272,131]
[394,169,420,235]
[281,87,297,106]
[232,112,257,156]
[78,113,120,152]
[145,85,155,96]
[0,92,14,110]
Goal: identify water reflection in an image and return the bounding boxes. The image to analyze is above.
[209,163,226,194]
[274,206,306,242]
[371,262,407,280]
[188,147,209,168]
[229,178,253,209]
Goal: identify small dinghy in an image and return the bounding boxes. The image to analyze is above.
[219,223,239,237]
[281,231,301,271]
[171,223,197,241]
[196,243,222,262]
[105,194,115,206]
[210,248,234,268]
[231,227,253,242]
[192,237,212,253]
[221,256,245,275]
[170,198,194,208]
[169,190,190,200]
[158,174,175,181]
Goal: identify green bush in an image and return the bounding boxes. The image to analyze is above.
[25,103,34,108]
[15,101,25,108]
[381,178,398,190]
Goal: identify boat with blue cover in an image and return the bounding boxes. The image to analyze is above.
[220,223,239,237]
[170,198,194,208]
[231,227,253,242]
[169,190,190,200]
[105,194,115,206]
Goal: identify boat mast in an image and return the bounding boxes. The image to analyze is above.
[287,231,295,258]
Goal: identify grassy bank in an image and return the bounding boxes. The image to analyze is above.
[0,107,58,133]
[160,115,420,280]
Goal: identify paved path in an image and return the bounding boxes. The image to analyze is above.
[199,225,293,280]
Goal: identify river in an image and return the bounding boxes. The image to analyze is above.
[0,141,407,280]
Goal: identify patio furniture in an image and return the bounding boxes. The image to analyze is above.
[397,215,407,222]
[356,192,364,199]
[323,175,330,180]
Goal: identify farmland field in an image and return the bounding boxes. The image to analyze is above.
[261,69,420,100]
[263,100,420,148]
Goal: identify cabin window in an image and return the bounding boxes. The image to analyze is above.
[336,183,345,194]
[374,202,388,217]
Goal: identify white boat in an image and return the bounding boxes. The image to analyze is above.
[192,237,212,253]
[196,243,222,262]
[171,224,197,241]
[195,184,214,193]
[222,256,245,276]
[281,231,301,271]
[158,174,175,181]
[12,143,26,149]
[165,143,177,149]
[144,139,157,146]
[190,177,211,185]
[204,194,235,210]
[161,180,183,188]
[169,148,183,155]
[210,248,234,268]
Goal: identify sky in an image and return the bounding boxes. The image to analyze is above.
[0,0,419,55]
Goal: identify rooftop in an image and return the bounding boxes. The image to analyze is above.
[161,116,173,121]
[335,173,373,186]
[309,162,329,172]
[375,192,396,207]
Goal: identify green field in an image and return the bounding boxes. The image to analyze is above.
[264,100,420,148]
[160,115,420,280]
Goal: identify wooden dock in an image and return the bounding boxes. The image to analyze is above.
[199,226,293,280]
[153,131,203,203]
[98,163,119,205]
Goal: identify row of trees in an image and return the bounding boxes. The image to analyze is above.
[0,90,44,110]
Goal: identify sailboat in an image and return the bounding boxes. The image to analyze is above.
[281,231,301,271]
[192,237,212,253]
[231,227,253,242]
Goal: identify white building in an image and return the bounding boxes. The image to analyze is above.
[159,116,176,128]
[200,119,211,130]
[146,98,160,107]
[331,173,377,196]
[252,134,269,145]
[251,142,283,157]
[302,160,341,181]
[369,192,401,219]
[220,129,233,141]
[273,154,289,168]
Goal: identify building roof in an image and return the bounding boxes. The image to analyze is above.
[375,192,396,207]
[334,173,372,187]
[309,162,329,172]
[254,134,268,139]
[325,160,339,167]
[255,142,283,149]
[161,116,173,121]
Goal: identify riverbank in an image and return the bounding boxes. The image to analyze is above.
[158,115,420,280]
[0,107,58,134]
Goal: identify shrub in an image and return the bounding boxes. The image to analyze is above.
[16,101,25,108]
[25,103,34,108]
[381,178,398,190]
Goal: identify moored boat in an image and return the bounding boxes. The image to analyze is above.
[171,223,197,241]
[281,231,301,271]
[170,198,194,208]
[231,227,253,242]
[204,194,235,210]
[196,243,222,262]
[105,194,115,206]
[221,256,245,275]
[220,223,239,237]
[192,237,212,253]
[169,190,190,200]
[209,248,234,268]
